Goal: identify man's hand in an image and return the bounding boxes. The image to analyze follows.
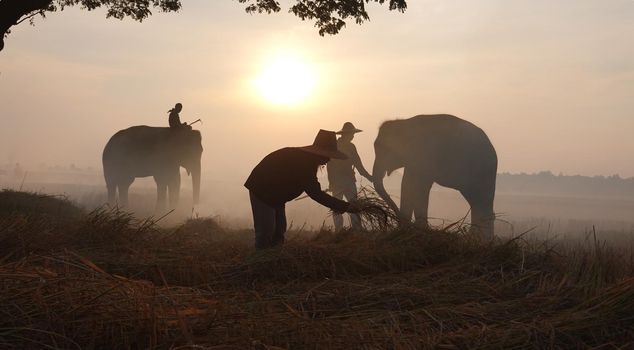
[346,201,363,213]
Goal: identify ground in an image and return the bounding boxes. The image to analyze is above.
[0,190,633,349]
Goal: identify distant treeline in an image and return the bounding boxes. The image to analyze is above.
[2,163,634,199]
[497,171,634,198]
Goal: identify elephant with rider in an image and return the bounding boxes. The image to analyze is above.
[102,126,203,211]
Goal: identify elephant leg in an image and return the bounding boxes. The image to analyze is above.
[461,187,495,240]
[168,169,181,209]
[400,168,416,222]
[118,178,134,208]
[155,178,167,213]
[413,180,433,228]
[106,182,116,206]
[401,169,433,227]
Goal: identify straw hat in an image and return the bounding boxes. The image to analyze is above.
[299,130,348,160]
[336,122,363,135]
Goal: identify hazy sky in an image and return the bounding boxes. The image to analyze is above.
[1,0,633,185]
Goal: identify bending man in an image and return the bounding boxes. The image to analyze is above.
[245,129,361,250]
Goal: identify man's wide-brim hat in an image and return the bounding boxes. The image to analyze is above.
[299,129,348,160]
[336,122,363,134]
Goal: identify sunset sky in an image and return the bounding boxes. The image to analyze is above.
[1,0,633,184]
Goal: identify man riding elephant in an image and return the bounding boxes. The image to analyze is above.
[168,103,191,129]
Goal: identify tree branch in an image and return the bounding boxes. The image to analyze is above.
[16,10,45,25]
[0,0,53,51]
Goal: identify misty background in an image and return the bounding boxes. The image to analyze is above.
[1,0,633,236]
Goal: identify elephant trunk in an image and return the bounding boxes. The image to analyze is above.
[372,162,399,214]
[191,161,201,205]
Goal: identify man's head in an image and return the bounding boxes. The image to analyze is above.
[339,133,354,142]
[174,103,183,112]
[299,129,347,161]
[336,122,363,142]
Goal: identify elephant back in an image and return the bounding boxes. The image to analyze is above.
[377,114,496,175]
[389,115,494,151]
[102,126,202,164]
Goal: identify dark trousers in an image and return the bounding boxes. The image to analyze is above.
[249,191,287,250]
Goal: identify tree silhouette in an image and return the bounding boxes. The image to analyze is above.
[0,0,407,52]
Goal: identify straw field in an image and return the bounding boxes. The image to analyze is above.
[0,189,633,349]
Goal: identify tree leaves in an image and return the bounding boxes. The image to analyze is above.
[239,0,408,36]
[51,0,183,21]
[0,0,408,52]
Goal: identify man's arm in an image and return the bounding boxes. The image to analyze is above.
[350,144,373,180]
[304,177,350,213]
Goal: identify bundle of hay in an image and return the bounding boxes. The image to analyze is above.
[340,186,402,231]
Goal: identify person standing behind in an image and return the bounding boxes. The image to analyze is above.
[245,130,361,250]
[168,103,188,128]
[327,122,373,231]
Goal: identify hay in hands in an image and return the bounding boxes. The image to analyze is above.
[333,186,403,231]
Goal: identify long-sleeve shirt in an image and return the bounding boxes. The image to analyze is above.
[327,140,371,188]
[245,147,349,212]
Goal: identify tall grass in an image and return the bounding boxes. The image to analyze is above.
[0,191,633,349]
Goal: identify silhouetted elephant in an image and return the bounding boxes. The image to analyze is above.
[102,126,203,210]
[372,115,497,238]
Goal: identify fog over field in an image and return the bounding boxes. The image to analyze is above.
[2,164,634,242]
[1,0,633,239]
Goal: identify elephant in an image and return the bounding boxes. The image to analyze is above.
[102,126,203,211]
[372,114,497,239]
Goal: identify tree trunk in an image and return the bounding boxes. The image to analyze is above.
[0,0,53,51]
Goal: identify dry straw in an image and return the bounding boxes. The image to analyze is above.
[1,191,633,349]
[331,186,404,232]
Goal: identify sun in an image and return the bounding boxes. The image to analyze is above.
[253,54,317,106]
